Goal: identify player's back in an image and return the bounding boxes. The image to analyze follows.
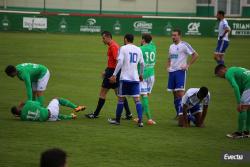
[21,100,49,121]
[16,63,47,81]
[119,44,144,82]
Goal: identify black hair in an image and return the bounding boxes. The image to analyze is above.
[5,65,16,76]
[40,148,67,167]
[142,34,152,43]
[11,106,19,116]
[101,31,112,39]
[124,34,134,43]
[172,28,182,36]
[214,64,226,75]
[217,10,225,17]
[198,87,209,99]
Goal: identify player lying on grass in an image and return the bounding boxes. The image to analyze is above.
[134,34,157,125]
[10,98,86,121]
[215,64,250,139]
[179,87,210,127]
[108,34,145,127]
[5,63,50,106]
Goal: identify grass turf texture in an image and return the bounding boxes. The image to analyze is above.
[0,32,250,167]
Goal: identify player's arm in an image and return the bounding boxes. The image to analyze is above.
[167,48,171,71]
[199,105,208,127]
[227,75,241,105]
[22,72,33,100]
[179,104,189,127]
[139,50,145,81]
[220,23,231,39]
[109,48,124,83]
[187,52,199,69]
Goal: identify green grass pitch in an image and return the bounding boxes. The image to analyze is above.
[0,32,250,167]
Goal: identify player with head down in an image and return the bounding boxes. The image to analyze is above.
[215,64,250,139]
[179,87,210,127]
[5,63,50,106]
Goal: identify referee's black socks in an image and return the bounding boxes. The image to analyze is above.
[94,98,105,116]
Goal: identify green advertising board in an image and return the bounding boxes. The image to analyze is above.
[1,12,250,37]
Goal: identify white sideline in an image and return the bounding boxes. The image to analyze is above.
[143,15,250,21]
[0,10,40,15]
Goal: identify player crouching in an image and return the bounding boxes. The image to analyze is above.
[178,87,210,127]
[10,98,86,121]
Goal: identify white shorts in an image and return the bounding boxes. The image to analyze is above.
[32,70,50,91]
[140,76,155,95]
[47,98,60,121]
[241,89,250,105]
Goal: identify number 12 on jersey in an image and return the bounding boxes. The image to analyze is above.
[129,52,138,63]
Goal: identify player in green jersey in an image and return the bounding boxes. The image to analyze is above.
[134,34,157,125]
[10,98,86,121]
[215,64,250,139]
[5,63,50,106]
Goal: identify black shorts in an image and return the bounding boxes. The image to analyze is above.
[102,68,120,89]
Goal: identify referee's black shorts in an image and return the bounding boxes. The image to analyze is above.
[102,68,120,89]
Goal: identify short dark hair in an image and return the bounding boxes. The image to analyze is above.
[11,106,20,116]
[101,31,112,39]
[5,65,16,76]
[124,34,134,43]
[40,148,67,167]
[198,87,209,99]
[172,28,182,35]
[214,64,226,75]
[142,34,152,43]
[217,10,225,16]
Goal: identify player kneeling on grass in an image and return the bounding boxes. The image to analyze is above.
[10,98,86,121]
[215,64,250,139]
[179,87,210,127]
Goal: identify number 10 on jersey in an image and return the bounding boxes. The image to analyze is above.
[129,52,138,63]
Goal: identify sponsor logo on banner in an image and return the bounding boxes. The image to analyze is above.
[23,17,47,30]
[113,20,121,34]
[133,21,152,33]
[1,16,10,30]
[80,18,101,33]
[231,23,250,36]
[185,22,201,35]
[164,22,172,35]
[59,18,68,32]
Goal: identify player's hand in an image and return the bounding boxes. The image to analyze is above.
[139,75,143,82]
[219,36,224,40]
[101,71,105,79]
[237,104,243,112]
[181,64,189,70]
[71,113,77,119]
[109,75,117,83]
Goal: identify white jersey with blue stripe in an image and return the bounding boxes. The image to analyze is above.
[218,18,230,41]
[117,44,144,82]
[168,41,195,72]
[181,88,210,109]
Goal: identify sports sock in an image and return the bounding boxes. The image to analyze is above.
[124,97,131,116]
[136,101,143,123]
[58,98,77,109]
[174,97,182,116]
[93,98,105,116]
[115,100,124,123]
[217,60,224,65]
[142,96,152,119]
[238,111,247,132]
[246,110,250,132]
[37,96,44,106]
[188,114,196,124]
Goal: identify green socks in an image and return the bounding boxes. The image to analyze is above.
[141,96,152,119]
[238,111,247,132]
[37,96,44,106]
[58,98,77,109]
